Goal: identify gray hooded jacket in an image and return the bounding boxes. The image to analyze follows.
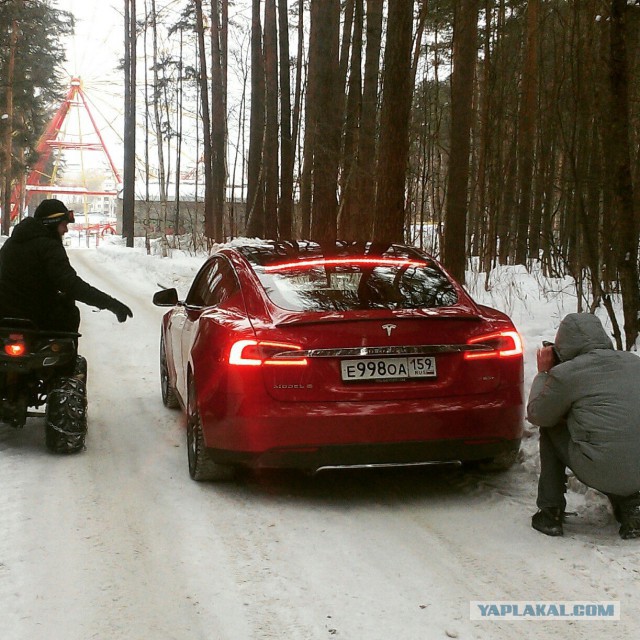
[527,313,640,495]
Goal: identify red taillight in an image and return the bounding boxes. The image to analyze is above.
[263,257,428,272]
[464,331,523,360]
[4,335,26,357]
[228,340,308,366]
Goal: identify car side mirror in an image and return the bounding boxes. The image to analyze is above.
[153,288,179,307]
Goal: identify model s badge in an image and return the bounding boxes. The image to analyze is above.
[382,324,397,337]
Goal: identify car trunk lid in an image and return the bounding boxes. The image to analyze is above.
[252,311,516,402]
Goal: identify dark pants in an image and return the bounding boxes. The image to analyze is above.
[537,423,572,511]
[537,423,637,516]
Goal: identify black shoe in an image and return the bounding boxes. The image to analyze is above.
[532,508,564,536]
[608,491,640,524]
[613,504,623,524]
[619,501,640,540]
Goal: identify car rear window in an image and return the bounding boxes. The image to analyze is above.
[250,258,458,312]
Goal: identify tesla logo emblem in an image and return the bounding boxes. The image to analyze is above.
[382,324,397,337]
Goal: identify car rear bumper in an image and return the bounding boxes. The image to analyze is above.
[199,384,524,470]
[207,437,521,471]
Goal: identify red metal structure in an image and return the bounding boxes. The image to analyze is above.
[10,78,122,220]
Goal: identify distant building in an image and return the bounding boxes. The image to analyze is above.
[115,182,247,238]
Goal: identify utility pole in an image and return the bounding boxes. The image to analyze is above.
[123,0,137,247]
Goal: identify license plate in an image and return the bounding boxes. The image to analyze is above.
[340,356,437,382]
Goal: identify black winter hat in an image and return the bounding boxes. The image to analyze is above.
[33,199,74,225]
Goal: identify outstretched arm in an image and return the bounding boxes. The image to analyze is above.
[43,242,133,322]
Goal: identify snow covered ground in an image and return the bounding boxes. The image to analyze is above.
[1,238,639,640]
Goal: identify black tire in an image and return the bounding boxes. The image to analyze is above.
[466,447,520,472]
[74,355,88,383]
[160,336,179,409]
[45,378,88,454]
[186,376,235,482]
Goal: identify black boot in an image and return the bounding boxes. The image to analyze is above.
[618,493,640,540]
[532,507,564,536]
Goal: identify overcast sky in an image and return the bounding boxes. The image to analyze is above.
[57,0,123,81]
[51,0,246,183]
[54,0,125,169]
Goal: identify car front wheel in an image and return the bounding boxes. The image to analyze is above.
[186,376,235,482]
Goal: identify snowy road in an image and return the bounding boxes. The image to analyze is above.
[1,246,639,640]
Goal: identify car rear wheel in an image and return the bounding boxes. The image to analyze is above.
[45,377,87,454]
[484,447,520,471]
[186,377,235,482]
[160,336,179,409]
[466,446,520,472]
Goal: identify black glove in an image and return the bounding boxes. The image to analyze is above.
[107,298,133,323]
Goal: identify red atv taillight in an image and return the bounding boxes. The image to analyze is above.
[229,340,308,366]
[464,330,523,360]
[4,334,27,357]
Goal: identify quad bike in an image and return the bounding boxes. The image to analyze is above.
[0,318,88,453]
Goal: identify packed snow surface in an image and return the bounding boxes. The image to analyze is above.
[1,238,639,640]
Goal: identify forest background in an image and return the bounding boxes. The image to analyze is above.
[1,0,639,346]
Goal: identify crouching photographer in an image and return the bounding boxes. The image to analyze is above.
[527,312,640,539]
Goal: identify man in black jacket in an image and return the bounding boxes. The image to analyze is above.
[0,198,132,331]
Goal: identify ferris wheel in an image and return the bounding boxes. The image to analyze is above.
[10,77,122,221]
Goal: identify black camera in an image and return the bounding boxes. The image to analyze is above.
[542,340,560,365]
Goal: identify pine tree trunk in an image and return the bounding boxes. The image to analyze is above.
[278,0,294,240]
[338,0,363,239]
[351,0,383,241]
[299,0,316,239]
[263,0,279,240]
[210,0,227,242]
[1,19,18,235]
[609,0,638,349]
[373,0,415,244]
[442,0,479,282]
[309,0,341,243]
[514,0,539,265]
[246,0,266,237]
[193,0,214,240]
[290,0,305,237]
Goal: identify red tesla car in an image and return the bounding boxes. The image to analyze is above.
[153,241,524,481]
